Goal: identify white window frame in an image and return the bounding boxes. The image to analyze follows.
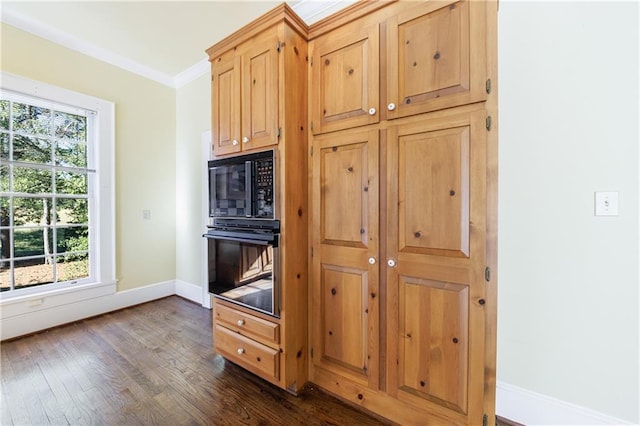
[0,71,115,305]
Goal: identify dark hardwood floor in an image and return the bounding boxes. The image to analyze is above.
[1,296,518,425]
[0,296,391,426]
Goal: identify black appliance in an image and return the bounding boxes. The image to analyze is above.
[208,150,274,219]
[205,218,280,317]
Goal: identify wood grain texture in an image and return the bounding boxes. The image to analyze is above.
[0,296,390,426]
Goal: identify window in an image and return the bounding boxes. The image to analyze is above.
[0,72,114,299]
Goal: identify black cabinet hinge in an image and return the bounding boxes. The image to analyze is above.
[277,128,281,138]
[486,78,492,94]
[276,41,282,52]
[486,116,492,131]
[310,347,314,358]
[485,266,491,282]
[483,413,489,426]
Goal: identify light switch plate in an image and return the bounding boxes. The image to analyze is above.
[594,191,619,216]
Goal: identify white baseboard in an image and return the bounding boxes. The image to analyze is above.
[497,381,635,425]
[1,280,175,340]
[175,279,206,306]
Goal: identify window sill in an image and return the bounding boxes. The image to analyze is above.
[0,280,117,319]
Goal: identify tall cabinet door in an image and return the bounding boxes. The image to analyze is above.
[386,0,487,120]
[240,31,279,150]
[309,18,379,135]
[310,129,379,389]
[211,53,241,155]
[386,106,488,424]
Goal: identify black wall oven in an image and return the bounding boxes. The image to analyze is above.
[205,218,280,317]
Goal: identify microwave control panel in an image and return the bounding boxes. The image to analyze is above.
[255,158,274,218]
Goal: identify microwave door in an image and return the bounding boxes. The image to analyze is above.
[209,167,218,217]
[245,160,252,217]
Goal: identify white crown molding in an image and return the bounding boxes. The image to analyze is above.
[174,58,210,89]
[291,0,357,24]
[1,2,356,89]
[1,7,176,88]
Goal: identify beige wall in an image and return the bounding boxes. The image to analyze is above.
[175,73,210,287]
[497,2,638,423]
[1,22,177,291]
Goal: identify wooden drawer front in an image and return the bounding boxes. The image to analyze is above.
[215,325,280,380]
[215,304,280,345]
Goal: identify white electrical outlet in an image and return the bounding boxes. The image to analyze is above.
[594,191,619,216]
[142,209,151,221]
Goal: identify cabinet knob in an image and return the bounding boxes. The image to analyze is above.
[387,259,396,267]
[387,103,396,111]
[368,107,376,116]
[368,257,376,265]
[242,136,249,144]
[237,319,245,326]
[237,348,245,355]
[232,139,238,146]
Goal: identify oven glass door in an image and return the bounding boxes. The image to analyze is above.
[206,233,278,317]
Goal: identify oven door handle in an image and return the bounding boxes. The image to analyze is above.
[203,231,278,247]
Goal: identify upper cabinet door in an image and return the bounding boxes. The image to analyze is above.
[309,18,379,135]
[386,0,487,120]
[240,31,279,151]
[211,53,241,156]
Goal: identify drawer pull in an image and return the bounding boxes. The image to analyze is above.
[237,319,245,326]
[237,348,245,355]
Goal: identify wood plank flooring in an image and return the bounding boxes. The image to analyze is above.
[1,296,518,425]
[1,296,391,426]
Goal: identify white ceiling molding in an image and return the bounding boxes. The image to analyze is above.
[1,7,175,87]
[174,58,210,89]
[1,1,355,89]
[291,0,357,24]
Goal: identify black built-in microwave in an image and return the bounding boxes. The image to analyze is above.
[208,150,274,219]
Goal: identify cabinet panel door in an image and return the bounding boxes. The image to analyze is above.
[309,19,379,135]
[310,129,379,388]
[241,32,279,150]
[386,0,487,119]
[211,54,241,156]
[386,106,488,423]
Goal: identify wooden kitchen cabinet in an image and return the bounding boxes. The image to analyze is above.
[309,128,379,390]
[307,1,498,424]
[207,3,310,394]
[209,19,280,156]
[385,0,488,120]
[384,105,491,424]
[308,15,380,135]
[308,0,489,135]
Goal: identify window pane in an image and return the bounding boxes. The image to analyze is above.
[13,134,52,164]
[14,257,53,289]
[56,171,87,195]
[0,265,10,291]
[13,166,53,194]
[57,253,88,282]
[13,197,53,226]
[54,111,86,141]
[56,226,88,254]
[55,139,87,168]
[14,227,52,258]
[0,100,9,130]
[0,166,8,192]
[1,132,8,160]
[56,199,88,225]
[0,227,9,269]
[12,103,51,136]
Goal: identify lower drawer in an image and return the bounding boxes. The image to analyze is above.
[214,324,280,380]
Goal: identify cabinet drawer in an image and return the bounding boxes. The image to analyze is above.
[215,303,280,345]
[215,325,280,380]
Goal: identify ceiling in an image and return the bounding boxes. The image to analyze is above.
[0,1,356,88]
